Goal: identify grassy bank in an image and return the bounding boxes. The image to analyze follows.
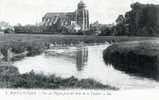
[0,65,117,90]
[0,34,158,44]
[103,40,159,80]
[0,34,157,61]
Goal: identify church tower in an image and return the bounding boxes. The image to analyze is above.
[76,1,89,31]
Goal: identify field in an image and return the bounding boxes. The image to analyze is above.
[0,34,157,60]
[0,34,156,59]
[0,34,157,44]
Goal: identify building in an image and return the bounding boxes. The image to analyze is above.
[42,1,89,32]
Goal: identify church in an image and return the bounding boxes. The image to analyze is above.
[42,1,89,32]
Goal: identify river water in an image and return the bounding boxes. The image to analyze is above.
[13,44,159,90]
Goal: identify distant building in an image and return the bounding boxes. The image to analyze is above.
[42,1,89,32]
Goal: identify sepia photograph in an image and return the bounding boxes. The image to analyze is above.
[1,0,159,99]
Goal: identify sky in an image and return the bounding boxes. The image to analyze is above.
[0,0,159,25]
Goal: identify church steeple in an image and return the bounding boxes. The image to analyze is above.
[78,1,86,9]
[76,0,89,31]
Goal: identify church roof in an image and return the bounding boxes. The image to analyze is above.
[44,12,73,18]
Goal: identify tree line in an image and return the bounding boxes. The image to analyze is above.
[112,2,159,36]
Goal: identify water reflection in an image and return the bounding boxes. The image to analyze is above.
[44,45,88,71]
[76,47,88,71]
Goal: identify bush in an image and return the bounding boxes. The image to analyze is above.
[12,72,118,90]
[0,65,19,76]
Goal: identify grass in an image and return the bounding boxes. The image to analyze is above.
[103,40,159,80]
[0,34,156,62]
[13,72,118,90]
[0,65,118,90]
[0,34,158,45]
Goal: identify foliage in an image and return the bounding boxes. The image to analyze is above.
[13,72,117,89]
[14,24,44,33]
[114,2,159,36]
[0,65,117,89]
[99,26,114,36]
[90,21,115,36]
[0,21,13,33]
[4,28,14,33]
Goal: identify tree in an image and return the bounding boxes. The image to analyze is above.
[14,24,45,33]
[116,15,125,25]
[0,21,13,33]
[114,2,159,36]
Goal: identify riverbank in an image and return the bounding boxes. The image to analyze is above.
[103,39,159,80]
[0,34,156,62]
[0,64,117,90]
[0,34,158,45]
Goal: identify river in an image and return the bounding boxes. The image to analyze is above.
[13,44,159,90]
